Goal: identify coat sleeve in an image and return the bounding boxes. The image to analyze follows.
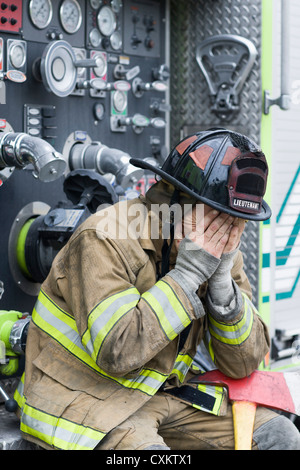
[205,250,270,379]
[53,227,199,378]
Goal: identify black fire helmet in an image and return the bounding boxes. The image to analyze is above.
[130,128,271,221]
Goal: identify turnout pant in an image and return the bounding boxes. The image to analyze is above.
[96,391,300,450]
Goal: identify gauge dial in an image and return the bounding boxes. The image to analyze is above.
[111,0,122,13]
[29,0,53,29]
[110,31,122,51]
[89,28,102,48]
[90,0,102,9]
[97,6,116,37]
[113,90,127,113]
[60,0,82,34]
[93,102,105,121]
[92,52,107,78]
[9,43,26,69]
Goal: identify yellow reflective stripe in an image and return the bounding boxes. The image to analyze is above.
[117,368,168,395]
[207,338,215,362]
[193,383,225,415]
[208,293,254,345]
[171,353,193,383]
[32,290,167,396]
[14,372,25,409]
[33,295,99,372]
[82,287,140,362]
[20,401,105,450]
[142,280,191,341]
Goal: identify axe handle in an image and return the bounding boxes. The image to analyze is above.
[232,401,257,450]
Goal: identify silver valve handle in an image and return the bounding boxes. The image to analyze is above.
[132,77,168,98]
[114,64,141,81]
[118,114,149,128]
[116,114,166,135]
[138,80,167,92]
[77,79,131,92]
[0,384,18,412]
[74,57,104,69]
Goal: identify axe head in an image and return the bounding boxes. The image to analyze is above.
[190,369,300,416]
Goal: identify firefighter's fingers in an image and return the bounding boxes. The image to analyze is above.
[223,218,245,253]
[187,210,220,247]
[183,204,217,237]
[205,219,233,258]
[204,213,234,243]
[180,205,219,246]
[215,226,232,257]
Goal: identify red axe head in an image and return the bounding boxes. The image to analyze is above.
[190,369,300,415]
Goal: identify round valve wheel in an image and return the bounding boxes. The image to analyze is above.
[40,40,78,97]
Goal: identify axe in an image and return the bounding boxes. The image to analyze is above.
[189,369,300,450]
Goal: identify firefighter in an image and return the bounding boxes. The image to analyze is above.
[14,128,300,450]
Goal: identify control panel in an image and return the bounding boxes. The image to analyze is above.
[0,0,169,312]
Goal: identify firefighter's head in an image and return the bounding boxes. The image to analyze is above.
[131,128,271,222]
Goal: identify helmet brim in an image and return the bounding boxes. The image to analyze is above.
[130,158,272,221]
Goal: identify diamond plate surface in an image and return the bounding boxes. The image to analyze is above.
[170,0,262,305]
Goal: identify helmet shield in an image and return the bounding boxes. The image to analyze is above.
[130,129,272,221]
[227,153,268,215]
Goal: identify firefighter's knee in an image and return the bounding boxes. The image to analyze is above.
[253,415,300,450]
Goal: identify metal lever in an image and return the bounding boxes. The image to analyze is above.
[0,384,18,412]
[74,57,103,69]
[111,114,166,134]
[196,34,257,119]
[77,79,130,93]
[132,77,168,98]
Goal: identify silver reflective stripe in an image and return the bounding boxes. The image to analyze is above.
[171,354,193,382]
[20,402,105,450]
[130,373,162,390]
[85,290,140,357]
[35,298,87,354]
[208,294,254,345]
[142,281,191,340]
[33,290,168,396]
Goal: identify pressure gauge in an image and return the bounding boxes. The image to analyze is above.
[97,6,116,37]
[92,52,107,78]
[9,43,26,69]
[60,0,82,34]
[111,0,122,13]
[90,0,102,9]
[29,0,53,29]
[93,102,105,121]
[113,90,127,113]
[89,28,102,48]
[110,31,122,51]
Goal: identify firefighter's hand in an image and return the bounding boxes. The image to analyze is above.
[222,217,246,254]
[175,204,236,259]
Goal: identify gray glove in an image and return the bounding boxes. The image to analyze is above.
[168,236,220,318]
[206,246,243,321]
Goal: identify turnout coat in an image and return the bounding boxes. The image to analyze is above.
[15,181,270,450]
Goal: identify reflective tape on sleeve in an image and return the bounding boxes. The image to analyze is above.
[82,287,140,361]
[32,290,168,397]
[208,293,254,345]
[142,280,191,341]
